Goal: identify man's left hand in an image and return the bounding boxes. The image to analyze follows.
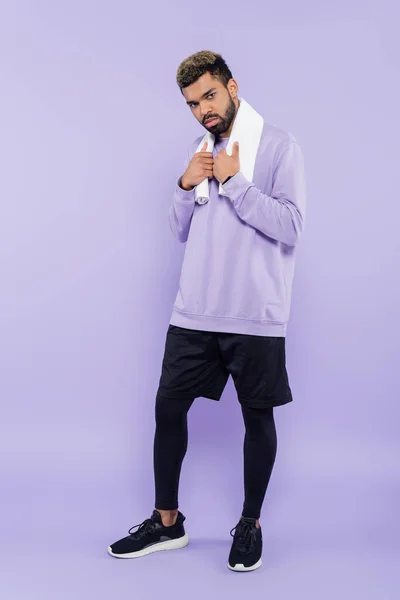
[213,141,240,183]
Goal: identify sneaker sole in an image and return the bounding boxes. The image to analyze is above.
[227,558,262,572]
[107,534,189,559]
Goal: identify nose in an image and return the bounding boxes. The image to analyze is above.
[200,102,213,118]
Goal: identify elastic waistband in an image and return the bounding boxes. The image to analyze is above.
[170,309,287,337]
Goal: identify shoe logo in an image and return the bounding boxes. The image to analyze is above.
[142,536,172,549]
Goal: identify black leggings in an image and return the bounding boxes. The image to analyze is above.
[153,392,277,520]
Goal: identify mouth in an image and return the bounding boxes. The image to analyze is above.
[205,117,219,126]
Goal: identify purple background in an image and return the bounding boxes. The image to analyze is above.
[1,1,399,598]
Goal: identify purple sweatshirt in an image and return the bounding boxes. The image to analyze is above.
[168,123,306,337]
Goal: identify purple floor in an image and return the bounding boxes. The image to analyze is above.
[2,422,399,599]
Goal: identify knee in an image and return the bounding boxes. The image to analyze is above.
[155,392,193,428]
[242,405,274,430]
[242,405,277,447]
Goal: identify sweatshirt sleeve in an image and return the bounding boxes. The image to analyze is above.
[221,141,306,246]
[168,145,196,243]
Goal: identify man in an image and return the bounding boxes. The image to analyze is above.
[108,50,306,572]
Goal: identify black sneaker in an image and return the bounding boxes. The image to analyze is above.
[228,516,262,571]
[108,510,189,559]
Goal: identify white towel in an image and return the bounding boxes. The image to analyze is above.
[194,97,264,205]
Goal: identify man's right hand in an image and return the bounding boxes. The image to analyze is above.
[180,142,214,190]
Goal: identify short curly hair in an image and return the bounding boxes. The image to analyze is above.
[176,50,233,91]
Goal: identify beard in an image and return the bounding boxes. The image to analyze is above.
[204,96,237,136]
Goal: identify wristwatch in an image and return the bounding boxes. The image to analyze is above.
[222,174,234,185]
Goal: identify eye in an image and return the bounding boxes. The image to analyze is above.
[189,93,216,108]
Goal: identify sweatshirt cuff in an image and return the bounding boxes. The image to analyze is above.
[175,177,196,203]
[220,171,253,205]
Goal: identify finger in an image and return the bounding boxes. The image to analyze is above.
[233,141,239,155]
[201,141,208,152]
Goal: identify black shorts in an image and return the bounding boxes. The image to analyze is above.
[157,325,293,409]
